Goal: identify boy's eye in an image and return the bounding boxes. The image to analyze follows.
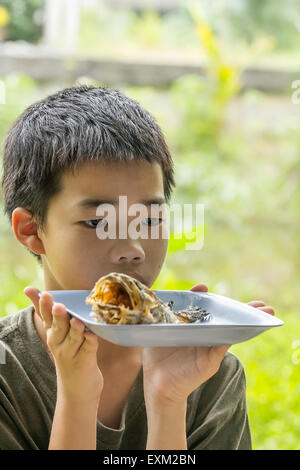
[83,219,107,228]
[142,217,163,227]
[82,218,163,229]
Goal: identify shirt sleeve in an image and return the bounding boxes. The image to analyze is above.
[186,352,252,450]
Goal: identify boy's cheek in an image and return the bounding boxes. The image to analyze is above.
[41,243,93,290]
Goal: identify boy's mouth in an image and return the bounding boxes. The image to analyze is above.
[120,271,147,286]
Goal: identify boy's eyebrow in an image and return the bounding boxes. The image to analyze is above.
[74,197,166,209]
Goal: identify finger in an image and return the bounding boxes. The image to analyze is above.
[247,300,266,307]
[64,317,86,357]
[258,306,275,316]
[24,286,41,318]
[190,283,208,292]
[50,303,71,345]
[39,292,54,329]
[77,330,99,357]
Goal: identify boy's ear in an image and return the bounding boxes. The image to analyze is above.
[12,207,46,256]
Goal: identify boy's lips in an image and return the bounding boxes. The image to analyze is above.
[121,271,147,286]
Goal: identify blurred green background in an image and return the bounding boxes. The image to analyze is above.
[0,0,299,450]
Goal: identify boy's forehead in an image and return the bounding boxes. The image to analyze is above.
[58,159,165,205]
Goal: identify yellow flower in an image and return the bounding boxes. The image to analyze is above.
[195,21,220,59]
[0,6,10,28]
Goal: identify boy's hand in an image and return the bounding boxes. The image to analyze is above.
[142,343,230,410]
[24,287,103,406]
[143,282,276,409]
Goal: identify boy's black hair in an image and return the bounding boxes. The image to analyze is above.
[1,85,176,265]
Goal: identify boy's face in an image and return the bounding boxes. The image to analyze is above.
[37,160,169,290]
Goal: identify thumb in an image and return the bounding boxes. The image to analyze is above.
[190,283,208,292]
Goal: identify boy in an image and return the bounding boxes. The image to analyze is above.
[0,86,274,450]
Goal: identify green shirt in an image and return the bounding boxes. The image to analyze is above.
[0,305,251,450]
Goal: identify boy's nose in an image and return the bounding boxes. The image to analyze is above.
[110,242,146,264]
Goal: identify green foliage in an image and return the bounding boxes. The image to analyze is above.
[77,3,198,58]
[169,6,240,155]
[128,9,162,48]
[0,0,44,43]
[77,1,300,64]
[228,0,300,50]
[232,312,300,450]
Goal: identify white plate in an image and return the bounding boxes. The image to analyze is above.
[43,290,283,346]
